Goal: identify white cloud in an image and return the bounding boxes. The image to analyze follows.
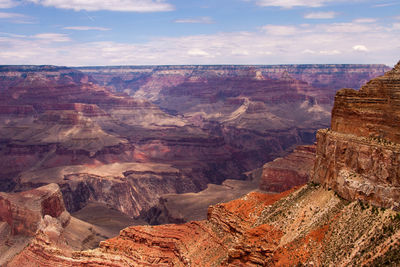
[0,0,16,8]
[261,25,297,35]
[187,49,210,57]
[353,18,377,23]
[319,22,374,33]
[255,0,331,8]
[231,49,249,56]
[63,26,111,31]
[33,33,71,42]
[0,12,34,24]
[174,17,214,24]
[0,32,26,38]
[26,0,174,12]
[0,20,398,66]
[304,11,337,19]
[353,45,368,51]
[302,49,316,54]
[393,23,400,30]
[373,2,399,7]
[320,49,341,55]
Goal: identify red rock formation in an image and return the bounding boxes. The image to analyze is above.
[0,183,69,236]
[313,61,400,209]
[260,145,315,192]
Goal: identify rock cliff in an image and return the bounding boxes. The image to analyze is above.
[313,61,400,210]
[0,184,130,265]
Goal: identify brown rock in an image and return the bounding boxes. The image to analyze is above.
[260,145,315,192]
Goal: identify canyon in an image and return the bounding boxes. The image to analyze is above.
[0,62,398,265]
[0,64,388,220]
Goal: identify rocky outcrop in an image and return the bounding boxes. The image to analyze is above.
[331,61,400,143]
[313,129,400,210]
[0,183,70,236]
[260,145,315,192]
[313,62,400,210]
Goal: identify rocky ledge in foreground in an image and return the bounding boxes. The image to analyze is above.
[9,184,400,266]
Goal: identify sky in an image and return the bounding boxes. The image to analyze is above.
[0,0,399,66]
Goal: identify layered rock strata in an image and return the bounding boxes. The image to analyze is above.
[331,61,400,143]
[0,66,246,218]
[260,145,316,192]
[313,61,400,209]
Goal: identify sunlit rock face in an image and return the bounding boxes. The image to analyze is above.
[313,62,400,210]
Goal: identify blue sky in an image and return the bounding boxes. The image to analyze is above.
[0,0,399,66]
